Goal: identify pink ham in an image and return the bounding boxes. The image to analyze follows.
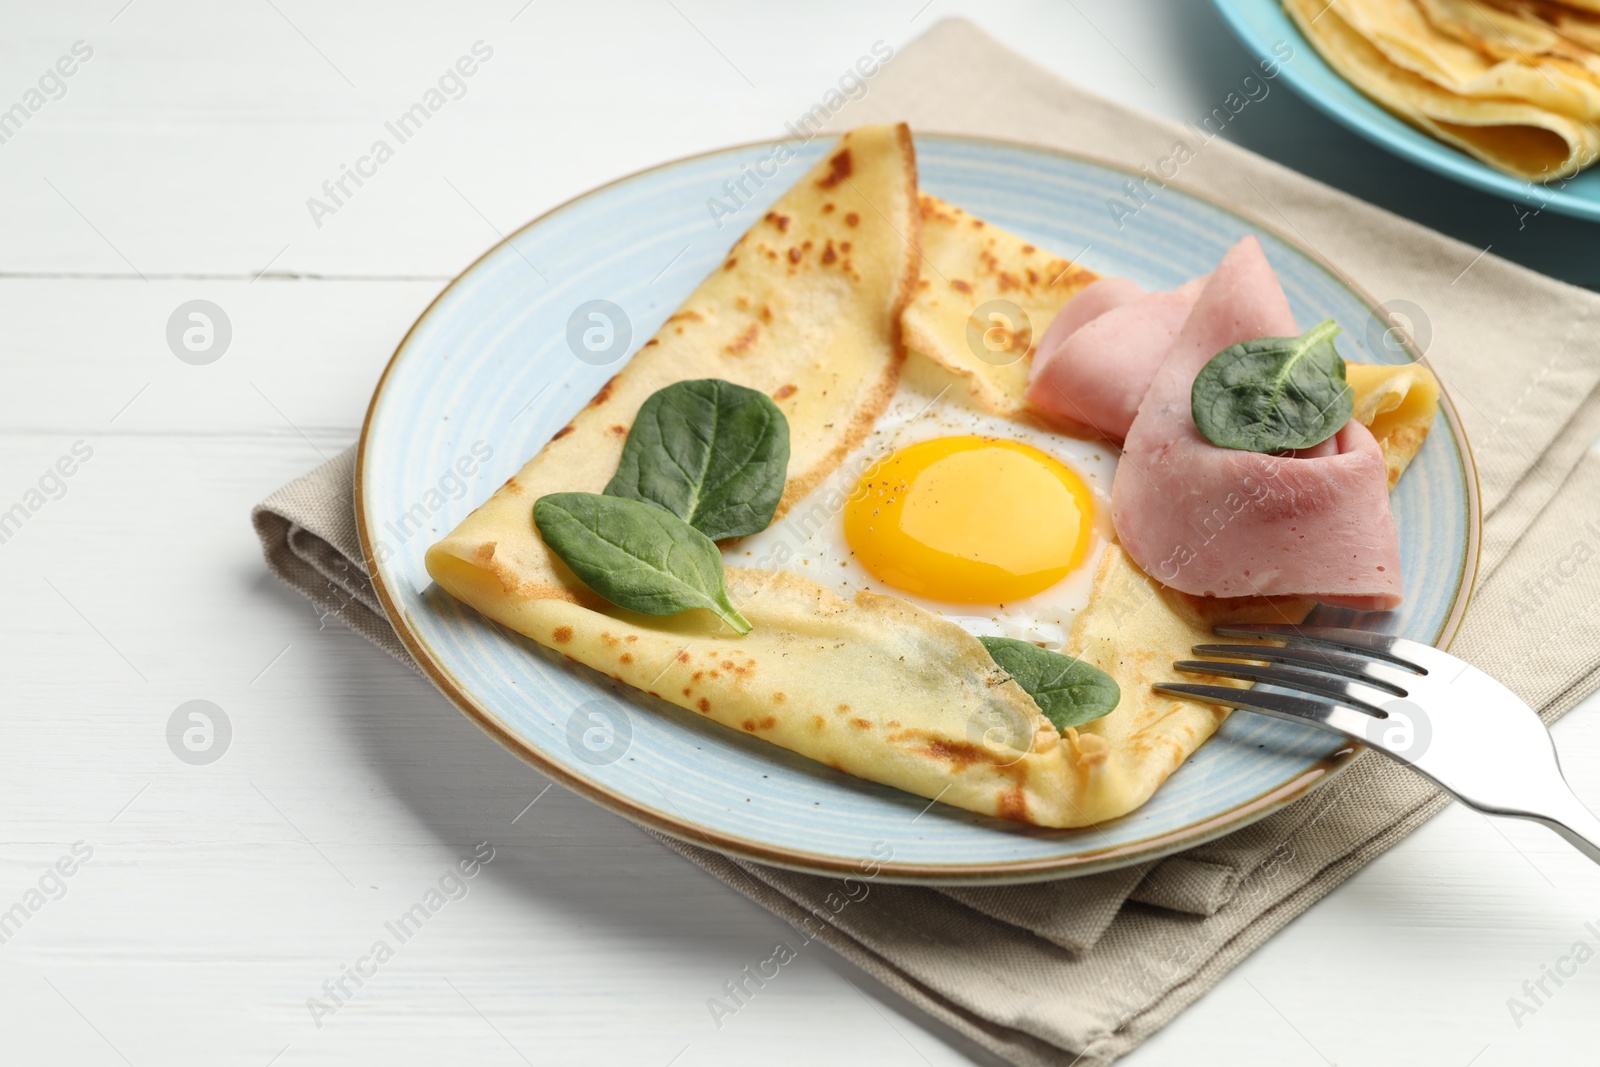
[1029,276,1145,377]
[1110,236,1402,610]
[1026,286,1201,442]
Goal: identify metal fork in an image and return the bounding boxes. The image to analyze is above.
[1154,624,1600,865]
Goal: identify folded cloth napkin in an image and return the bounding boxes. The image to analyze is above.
[253,19,1600,1065]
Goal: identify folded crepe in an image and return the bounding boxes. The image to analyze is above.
[900,193,1096,417]
[1418,0,1600,79]
[1287,0,1600,179]
[1348,361,1441,487]
[1478,0,1600,57]
[425,125,1440,829]
[1339,0,1600,118]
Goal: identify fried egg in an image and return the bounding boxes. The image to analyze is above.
[734,357,1116,650]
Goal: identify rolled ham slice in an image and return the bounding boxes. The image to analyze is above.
[1111,236,1402,610]
[1029,276,1145,379]
[1026,286,1201,443]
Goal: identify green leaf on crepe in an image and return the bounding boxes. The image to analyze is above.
[605,378,790,540]
[533,491,751,634]
[1190,319,1354,453]
[978,636,1121,730]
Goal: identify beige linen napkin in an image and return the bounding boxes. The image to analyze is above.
[253,20,1600,1065]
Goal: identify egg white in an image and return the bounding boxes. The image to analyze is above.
[732,357,1118,651]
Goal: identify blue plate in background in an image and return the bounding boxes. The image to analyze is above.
[1211,0,1600,222]
[356,134,1480,882]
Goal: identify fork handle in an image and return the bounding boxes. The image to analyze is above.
[1525,783,1600,867]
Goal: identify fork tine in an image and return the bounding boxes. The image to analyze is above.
[1213,624,1437,674]
[1173,659,1395,714]
[1152,681,1371,734]
[1153,682,1375,740]
[1191,643,1414,695]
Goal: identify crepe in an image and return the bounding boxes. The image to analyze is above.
[901,194,1097,417]
[429,128,1125,827]
[427,126,1440,830]
[1348,361,1442,487]
[1287,0,1600,179]
[1483,0,1600,52]
[1419,0,1600,80]
[1526,0,1600,54]
[1336,0,1600,118]
[428,127,1137,827]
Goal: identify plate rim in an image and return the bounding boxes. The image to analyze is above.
[354,132,1483,883]
[1208,0,1600,222]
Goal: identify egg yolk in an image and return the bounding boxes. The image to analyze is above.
[844,435,1094,604]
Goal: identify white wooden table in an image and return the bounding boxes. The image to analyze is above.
[6,3,1599,1063]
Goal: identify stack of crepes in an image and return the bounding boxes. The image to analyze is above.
[1287,0,1600,179]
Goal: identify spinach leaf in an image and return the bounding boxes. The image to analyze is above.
[978,636,1120,730]
[534,492,752,634]
[1190,319,1354,453]
[605,379,790,540]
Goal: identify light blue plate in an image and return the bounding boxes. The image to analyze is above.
[356,135,1480,883]
[1211,0,1600,221]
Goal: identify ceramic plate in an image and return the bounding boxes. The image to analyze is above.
[1211,0,1600,222]
[356,134,1480,883]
